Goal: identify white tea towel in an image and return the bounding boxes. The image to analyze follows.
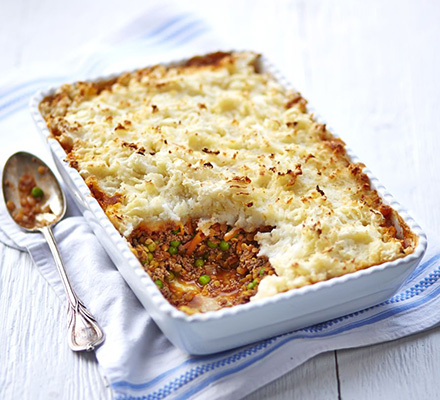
[1,2,439,400]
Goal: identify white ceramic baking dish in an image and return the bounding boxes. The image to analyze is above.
[29,53,427,355]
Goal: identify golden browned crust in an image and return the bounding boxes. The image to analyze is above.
[40,52,239,121]
[38,51,417,312]
[40,51,416,249]
[185,51,233,67]
[85,176,121,209]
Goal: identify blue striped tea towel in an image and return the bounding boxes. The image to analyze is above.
[0,2,438,399]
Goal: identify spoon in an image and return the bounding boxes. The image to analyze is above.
[2,151,105,352]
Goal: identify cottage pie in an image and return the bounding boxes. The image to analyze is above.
[39,51,416,313]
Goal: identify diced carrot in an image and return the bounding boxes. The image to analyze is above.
[186,221,193,235]
[181,241,191,250]
[186,231,204,255]
[224,227,240,241]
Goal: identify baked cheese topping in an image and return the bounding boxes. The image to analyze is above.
[40,51,415,302]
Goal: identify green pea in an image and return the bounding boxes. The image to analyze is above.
[207,240,218,248]
[170,240,181,248]
[171,228,180,234]
[259,268,265,276]
[147,253,154,262]
[169,246,178,255]
[154,279,163,289]
[31,187,44,198]
[198,275,211,285]
[247,279,258,290]
[147,242,156,252]
[194,258,205,268]
[219,240,230,251]
[167,271,175,280]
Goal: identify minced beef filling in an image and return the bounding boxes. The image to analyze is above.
[129,220,276,313]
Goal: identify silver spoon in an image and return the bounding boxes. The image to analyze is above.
[2,151,105,352]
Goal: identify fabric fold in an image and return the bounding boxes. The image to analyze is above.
[0,2,439,400]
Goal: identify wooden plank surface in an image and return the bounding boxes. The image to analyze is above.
[337,329,440,400]
[0,245,112,400]
[1,0,439,399]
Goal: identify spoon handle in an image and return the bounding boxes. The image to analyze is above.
[40,226,105,351]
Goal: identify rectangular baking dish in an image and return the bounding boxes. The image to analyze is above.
[29,53,427,355]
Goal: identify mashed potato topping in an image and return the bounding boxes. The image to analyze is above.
[40,51,415,302]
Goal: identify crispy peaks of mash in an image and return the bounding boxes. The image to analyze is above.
[40,51,415,301]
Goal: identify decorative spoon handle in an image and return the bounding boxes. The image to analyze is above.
[40,225,105,351]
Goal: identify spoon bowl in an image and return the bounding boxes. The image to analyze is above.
[2,151,105,352]
[2,151,66,230]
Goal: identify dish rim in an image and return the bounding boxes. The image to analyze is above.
[29,51,428,324]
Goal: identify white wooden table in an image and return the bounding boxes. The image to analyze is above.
[1,0,440,399]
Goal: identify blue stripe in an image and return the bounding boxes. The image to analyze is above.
[140,14,192,40]
[175,337,327,400]
[111,358,205,391]
[0,77,66,106]
[401,252,440,283]
[0,14,190,103]
[155,19,205,44]
[0,86,53,114]
[0,23,210,120]
[111,252,439,396]
[0,14,202,116]
[115,263,440,400]
[0,101,29,121]
[83,19,205,77]
[178,277,440,400]
[83,18,204,75]
[0,14,433,398]
[168,26,210,48]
